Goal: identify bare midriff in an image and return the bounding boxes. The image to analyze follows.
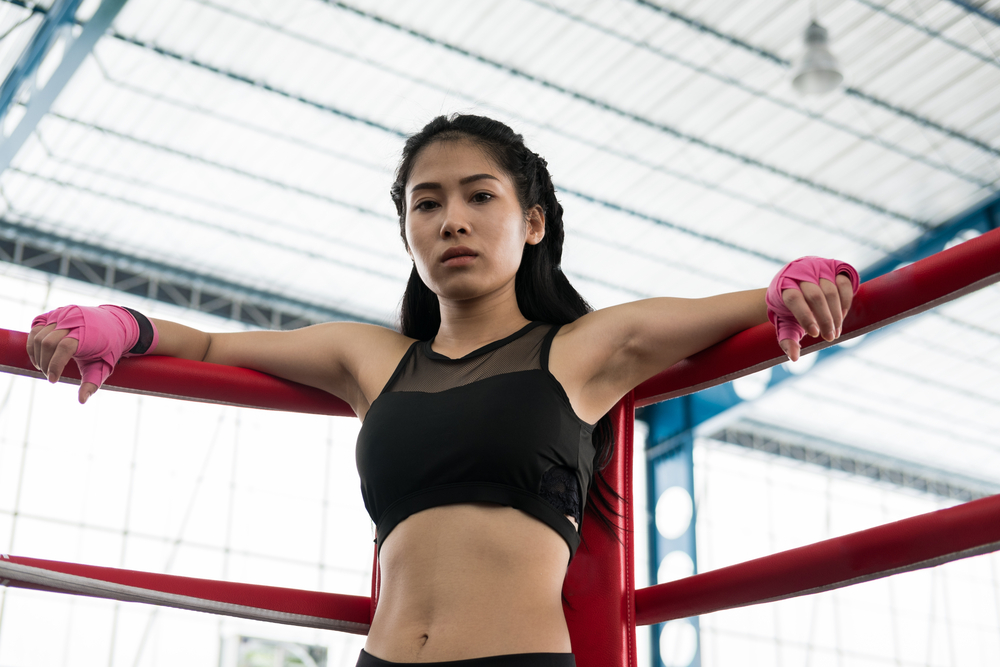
[363,503,575,663]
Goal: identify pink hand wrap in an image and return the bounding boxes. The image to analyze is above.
[766,257,860,344]
[31,305,159,387]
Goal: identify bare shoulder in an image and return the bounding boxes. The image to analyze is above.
[333,323,415,382]
[304,322,415,416]
[208,321,414,418]
[321,321,412,354]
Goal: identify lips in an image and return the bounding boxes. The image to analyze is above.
[440,246,478,263]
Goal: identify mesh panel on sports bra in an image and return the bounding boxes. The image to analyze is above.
[386,322,550,394]
[382,321,583,523]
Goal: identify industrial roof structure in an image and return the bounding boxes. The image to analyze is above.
[0,1,998,665]
[2,0,996,488]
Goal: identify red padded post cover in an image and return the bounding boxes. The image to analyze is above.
[563,393,637,667]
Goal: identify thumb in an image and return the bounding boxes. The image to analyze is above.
[75,358,113,403]
[79,382,99,405]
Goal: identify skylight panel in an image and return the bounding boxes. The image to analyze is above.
[0,8,43,84]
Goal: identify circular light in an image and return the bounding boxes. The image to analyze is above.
[659,619,698,667]
[732,368,772,401]
[945,229,981,249]
[655,487,693,540]
[783,352,817,375]
[657,550,695,584]
[838,332,866,349]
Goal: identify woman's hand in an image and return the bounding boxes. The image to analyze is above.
[27,305,146,404]
[27,322,82,381]
[766,257,860,362]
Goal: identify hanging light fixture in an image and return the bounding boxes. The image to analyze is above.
[792,20,843,95]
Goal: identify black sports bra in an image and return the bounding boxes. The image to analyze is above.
[355,322,596,559]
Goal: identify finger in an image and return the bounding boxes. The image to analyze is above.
[26,325,43,369]
[780,338,800,362]
[45,336,80,383]
[799,281,837,341]
[782,288,820,339]
[836,274,854,317]
[79,382,99,405]
[29,323,56,371]
[37,328,71,380]
[818,278,843,337]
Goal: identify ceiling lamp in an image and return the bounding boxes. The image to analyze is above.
[792,20,843,95]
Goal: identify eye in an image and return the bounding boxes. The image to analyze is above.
[413,199,439,212]
[471,191,493,204]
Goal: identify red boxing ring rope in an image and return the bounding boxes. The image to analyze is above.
[0,227,998,658]
[0,336,357,417]
[636,225,1000,405]
[3,228,997,412]
[0,554,371,635]
[636,492,1000,625]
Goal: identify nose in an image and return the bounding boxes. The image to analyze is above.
[439,206,469,238]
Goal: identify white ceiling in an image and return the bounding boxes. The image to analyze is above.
[0,0,998,484]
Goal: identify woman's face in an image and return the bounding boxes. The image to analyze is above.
[404,139,544,303]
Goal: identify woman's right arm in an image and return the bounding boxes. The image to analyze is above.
[159,319,410,409]
[29,310,410,411]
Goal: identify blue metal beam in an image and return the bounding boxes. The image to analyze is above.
[0,0,80,122]
[0,0,128,173]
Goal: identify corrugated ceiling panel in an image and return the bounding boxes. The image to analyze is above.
[0,0,995,482]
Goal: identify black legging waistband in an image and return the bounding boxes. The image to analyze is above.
[356,649,577,667]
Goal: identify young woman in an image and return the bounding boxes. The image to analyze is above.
[27,115,857,666]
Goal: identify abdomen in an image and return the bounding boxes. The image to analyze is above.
[364,503,573,662]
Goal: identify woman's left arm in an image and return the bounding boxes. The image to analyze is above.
[551,274,854,424]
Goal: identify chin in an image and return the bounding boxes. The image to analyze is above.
[435,285,489,302]
[431,277,504,303]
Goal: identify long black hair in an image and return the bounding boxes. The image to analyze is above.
[389,114,623,539]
